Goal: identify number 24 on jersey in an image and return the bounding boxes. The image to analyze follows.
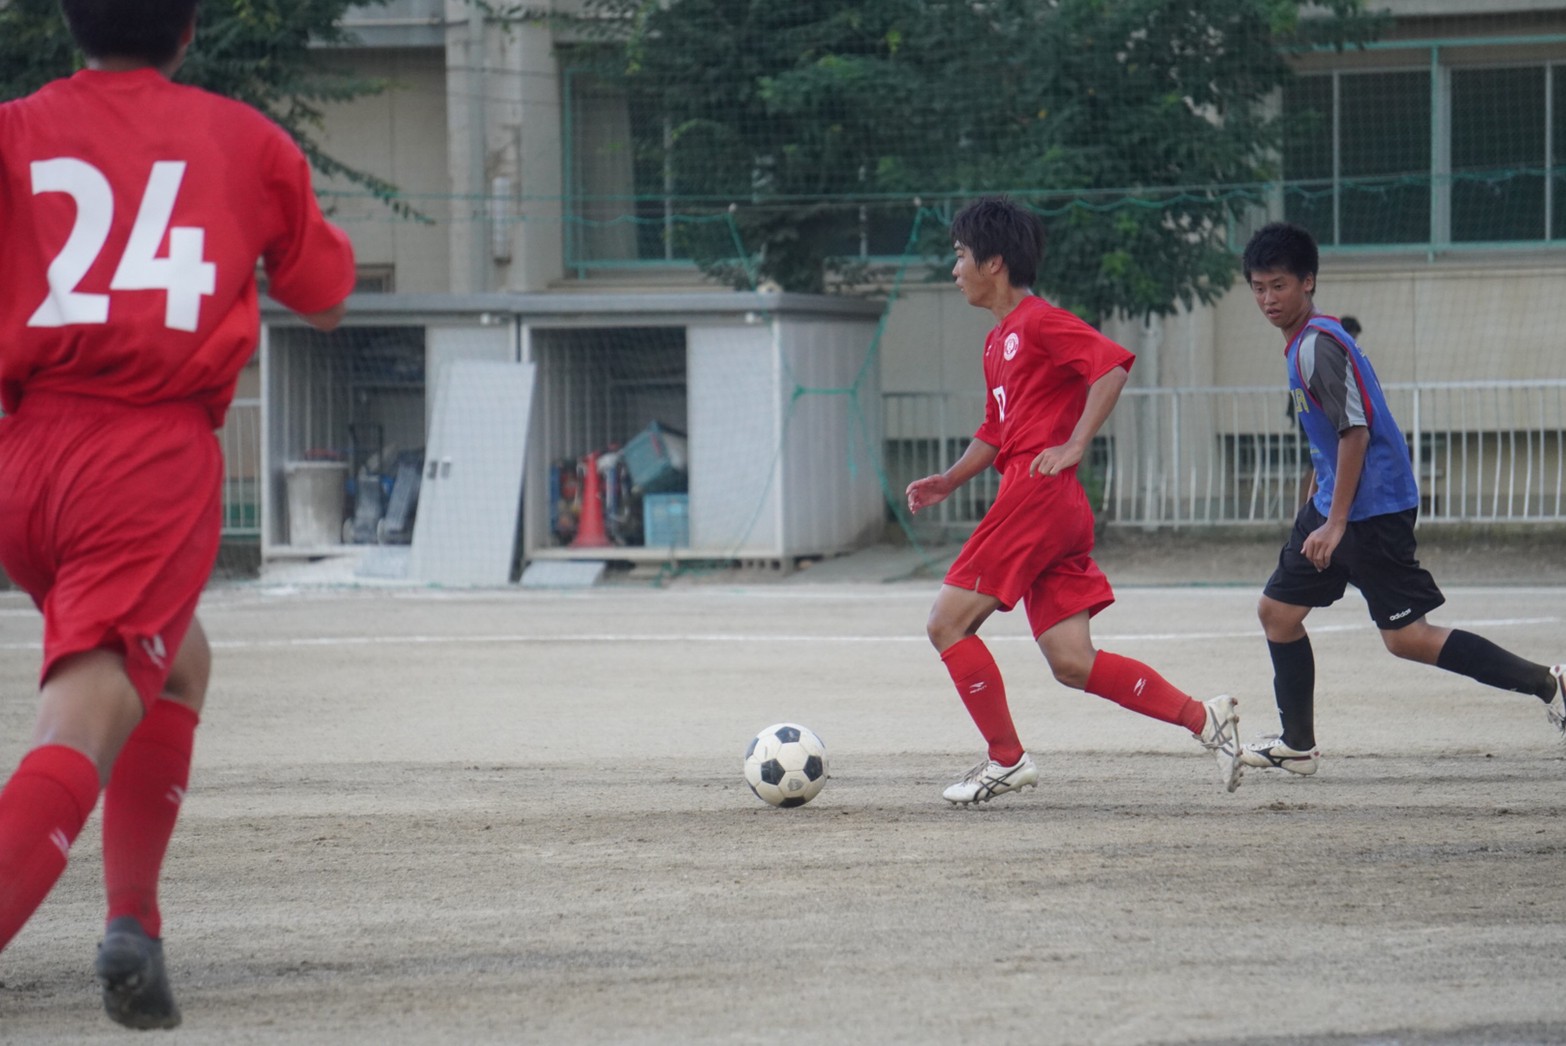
[28,158,217,333]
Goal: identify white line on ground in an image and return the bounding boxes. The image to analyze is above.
[0,620,1553,653]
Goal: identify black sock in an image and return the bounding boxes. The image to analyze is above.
[1268,636,1316,750]
[1435,629,1555,701]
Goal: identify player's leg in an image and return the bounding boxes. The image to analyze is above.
[927,585,1037,804]
[91,585,212,1031]
[100,616,207,1007]
[1352,509,1561,727]
[1037,611,1243,792]
[1379,618,1559,706]
[94,613,206,1033]
[0,650,141,952]
[1242,504,1344,775]
[1252,595,1324,774]
[1039,611,1204,730]
[0,413,119,954]
[95,624,205,1031]
[52,400,217,1029]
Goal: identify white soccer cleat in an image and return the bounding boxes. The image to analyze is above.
[1195,695,1244,793]
[1547,665,1566,735]
[942,753,1039,805]
[1239,735,1322,776]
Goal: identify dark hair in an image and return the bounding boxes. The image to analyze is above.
[59,0,198,64]
[1242,221,1319,284]
[1340,315,1362,337]
[950,197,1045,289]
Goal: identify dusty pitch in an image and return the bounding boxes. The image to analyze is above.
[0,568,1562,1044]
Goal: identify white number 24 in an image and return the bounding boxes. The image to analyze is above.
[28,158,216,333]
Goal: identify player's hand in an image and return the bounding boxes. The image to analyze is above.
[906,474,954,514]
[1029,442,1083,478]
[1301,519,1346,571]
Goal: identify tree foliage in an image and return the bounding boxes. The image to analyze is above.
[578,0,1381,317]
[0,0,418,220]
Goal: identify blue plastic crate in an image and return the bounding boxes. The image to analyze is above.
[621,422,688,494]
[643,493,690,548]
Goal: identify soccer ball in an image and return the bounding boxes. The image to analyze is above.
[743,723,828,808]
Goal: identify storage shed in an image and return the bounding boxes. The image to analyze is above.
[260,291,886,583]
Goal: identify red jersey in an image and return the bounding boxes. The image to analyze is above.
[0,68,355,426]
[973,295,1135,472]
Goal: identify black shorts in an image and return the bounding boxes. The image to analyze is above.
[1263,503,1445,630]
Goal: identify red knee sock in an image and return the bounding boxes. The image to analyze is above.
[103,699,198,939]
[0,745,101,951]
[942,636,1025,766]
[1085,651,1207,733]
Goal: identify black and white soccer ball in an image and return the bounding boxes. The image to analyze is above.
[743,723,828,808]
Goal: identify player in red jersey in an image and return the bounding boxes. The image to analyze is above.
[0,0,355,1028]
[906,197,1245,804]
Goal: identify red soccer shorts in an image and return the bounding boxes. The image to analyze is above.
[0,392,222,709]
[943,461,1115,637]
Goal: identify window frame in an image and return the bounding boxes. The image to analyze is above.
[1284,34,1566,255]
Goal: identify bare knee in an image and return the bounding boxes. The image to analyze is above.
[925,589,997,653]
[1258,596,1309,644]
[1380,620,1444,665]
[925,614,966,653]
[1049,654,1095,691]
[925,611,978,654]
[163,619,211,715]
[32,649,143,780]
[1036,612,1097,690]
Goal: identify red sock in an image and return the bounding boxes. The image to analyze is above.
[103,699,198,939]
[942,636,1025,766]
[1086,651,1207,733]
[0,745,101,951]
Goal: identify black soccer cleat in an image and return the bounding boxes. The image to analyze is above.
[96,916,182,1030]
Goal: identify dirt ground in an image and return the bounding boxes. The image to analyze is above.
[0,543,1564,1045]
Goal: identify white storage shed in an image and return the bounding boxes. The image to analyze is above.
[260,291,887,583]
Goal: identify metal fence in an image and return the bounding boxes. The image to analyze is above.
[219,397,261,536]
[885,380,1566,530]
[223,380,1566,539]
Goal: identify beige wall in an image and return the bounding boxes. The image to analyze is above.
[1380,0,1566,14]
[878,284,1228,397]
[304,12,1566,398]
[316,48,452,293]
[1212,262,1566,389]
[877,283,992,395]
[877,259,1566,405]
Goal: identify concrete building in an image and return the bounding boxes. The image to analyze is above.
[267,0,1566,540]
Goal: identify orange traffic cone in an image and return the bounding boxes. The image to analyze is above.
[571,451,611,548]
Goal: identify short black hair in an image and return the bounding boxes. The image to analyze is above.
[1340,315,1362,337]
[59,0,199,64]
[950,196,1045,289]
[1242,221,1319,284]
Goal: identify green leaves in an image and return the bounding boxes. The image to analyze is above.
[587,0,1376,315]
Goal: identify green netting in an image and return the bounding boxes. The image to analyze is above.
[9,0,1564,563]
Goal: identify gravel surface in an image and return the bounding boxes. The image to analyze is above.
[0,567,1562,1044]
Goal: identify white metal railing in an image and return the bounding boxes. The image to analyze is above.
[219,398,261,536]
[884,381,1566,529]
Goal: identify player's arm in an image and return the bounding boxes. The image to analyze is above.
[1029,363,1128,477]
[1299,335,1366,569]
[300,301,347,332]
[906,437,998,514]
[1302,426,1367,569]
[260,132,357,328]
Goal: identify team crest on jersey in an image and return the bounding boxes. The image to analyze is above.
[1003,333,1020,360]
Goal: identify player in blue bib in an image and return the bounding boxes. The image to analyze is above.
[1240,222,1563,775]
[1286,313,1419,522]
